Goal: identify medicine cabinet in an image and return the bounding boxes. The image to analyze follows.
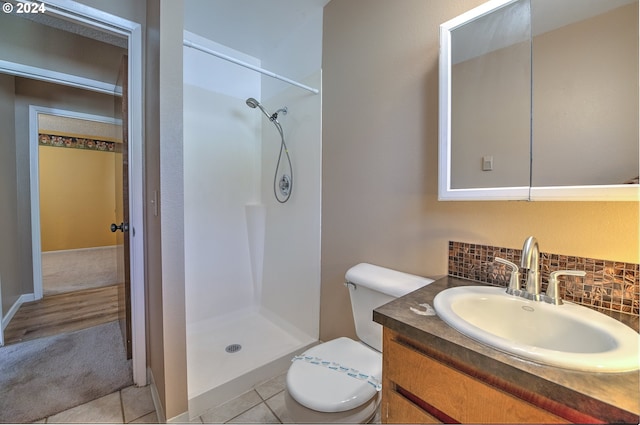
[439,0,639,201]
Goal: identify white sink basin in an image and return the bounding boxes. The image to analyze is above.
[433,286,640,372]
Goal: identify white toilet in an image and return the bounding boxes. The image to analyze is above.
[285,263,434,423]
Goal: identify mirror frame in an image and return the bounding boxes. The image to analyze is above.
[438,0,640,201]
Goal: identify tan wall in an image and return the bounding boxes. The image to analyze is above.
[144,0,167,416]
[144,0,189,420]
[39,146,117,251]
[321,0,639,342]
[157,0,188,417]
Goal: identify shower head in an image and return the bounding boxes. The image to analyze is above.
[245,97,287,123]
[246,97,260,109]
[246,97,271,120]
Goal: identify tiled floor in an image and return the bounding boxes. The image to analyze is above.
[193,372,381,424]
[195,373,292,424]
[32,385,157,424]
[30,372,378,424]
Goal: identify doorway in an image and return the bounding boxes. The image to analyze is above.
[36,110,122,295]
[0,1,145,385]
[16,108,132,356]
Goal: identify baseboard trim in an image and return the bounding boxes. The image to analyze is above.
[2,293,35,332]
[147,368,166,424]
[42,245,118,255]
[167,410,191,423]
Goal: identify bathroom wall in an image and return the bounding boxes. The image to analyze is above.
[321,0,639,341]
[155,0,189,418]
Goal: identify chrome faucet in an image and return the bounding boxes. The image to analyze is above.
[520,236,542,301]
[499,236,587,305]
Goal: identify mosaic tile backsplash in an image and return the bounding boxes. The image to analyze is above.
[448,241,639,319]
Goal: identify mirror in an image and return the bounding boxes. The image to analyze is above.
[439,0,639,201]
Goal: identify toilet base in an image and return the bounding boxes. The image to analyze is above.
[284,388,380,423]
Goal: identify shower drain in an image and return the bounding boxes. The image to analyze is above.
[225,344,242,354]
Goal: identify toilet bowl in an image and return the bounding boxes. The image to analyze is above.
[285,263,433,423]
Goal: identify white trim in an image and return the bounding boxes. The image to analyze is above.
[439,186,531,201]
[29,106,120,300]
[438,0,529,202]
[29,106,43,300]
[0,60,119,95]
[1,293,35,332]
[19,0,147,386]
[126,24,147,387]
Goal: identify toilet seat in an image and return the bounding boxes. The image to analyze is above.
[287,337,382,413]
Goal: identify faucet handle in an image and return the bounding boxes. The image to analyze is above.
[495,257,521,295]
[545,270,587,305]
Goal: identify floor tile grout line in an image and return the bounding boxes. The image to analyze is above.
[262,395,285,424]
[220,400,282,425]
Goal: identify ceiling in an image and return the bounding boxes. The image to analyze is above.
[183,0,331,59]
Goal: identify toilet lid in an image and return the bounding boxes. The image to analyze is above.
[287,337,382,413]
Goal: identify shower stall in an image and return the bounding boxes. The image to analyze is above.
[183,2,323,416]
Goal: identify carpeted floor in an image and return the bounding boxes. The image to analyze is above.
[42,246,119,295]
[0,321,133,424]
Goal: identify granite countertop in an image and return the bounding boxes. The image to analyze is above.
[373,276,640,423]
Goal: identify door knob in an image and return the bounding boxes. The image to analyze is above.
[110,222,129,232]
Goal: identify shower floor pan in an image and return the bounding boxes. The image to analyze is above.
[187,308,316,417]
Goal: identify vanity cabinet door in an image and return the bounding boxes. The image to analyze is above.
[382,329,569,424]
[382,386,441,424]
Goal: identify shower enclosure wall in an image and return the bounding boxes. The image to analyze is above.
[182,10,322,416]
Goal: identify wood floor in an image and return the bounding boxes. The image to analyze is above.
[3,283,122,346]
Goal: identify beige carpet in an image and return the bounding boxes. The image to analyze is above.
[0,321,133,423]
[42,246,119,295]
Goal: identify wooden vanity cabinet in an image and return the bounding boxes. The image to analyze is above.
[381,328,576,424]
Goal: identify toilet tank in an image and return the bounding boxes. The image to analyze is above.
[345,263,434,352]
